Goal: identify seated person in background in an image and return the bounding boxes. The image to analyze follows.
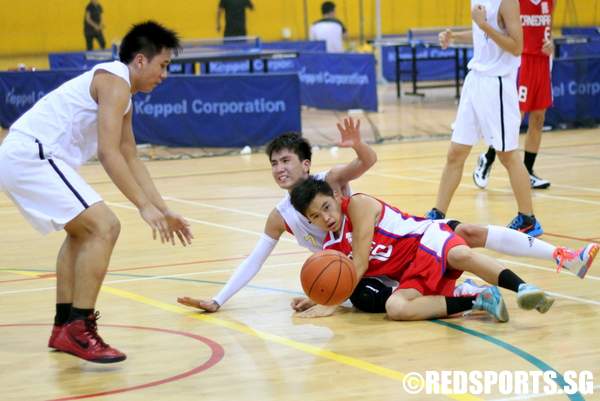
[310,1,346,52]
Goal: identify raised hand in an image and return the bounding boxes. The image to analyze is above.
[472,4,487,28]
[177,297,220,312]
[439,29,453,49]
[336,117,362,148]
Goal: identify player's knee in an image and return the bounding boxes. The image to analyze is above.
[87,210,121,243]
[350,278,392,313]
[447,245,473,269]
[385,297,415,321]
[454,223,486,248]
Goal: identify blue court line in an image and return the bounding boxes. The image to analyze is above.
[2,267,585,400]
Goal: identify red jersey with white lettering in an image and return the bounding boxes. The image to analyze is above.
[323,196,466,296]
[520,0,554,56]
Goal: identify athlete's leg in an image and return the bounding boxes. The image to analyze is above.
[432,142,472,214]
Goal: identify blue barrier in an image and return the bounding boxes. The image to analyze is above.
[298,52,377,111]
[561,27,600,37]
[0,70,301,147]
[381,45,473,82]
[261,40,326,52]
[133,73,301,147]
[547,57,600,126]
[0,69,84,128]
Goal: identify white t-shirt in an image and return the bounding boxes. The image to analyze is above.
[9,61,132,169]
[468,0,520,77]
[309,18,346,53]
[276,171,351,252]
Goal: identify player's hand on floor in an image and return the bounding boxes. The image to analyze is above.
[295,304,337,318]
[164,210,193,246]
[336,117,362,148]
[291,297,315,312]
[140,203,172,244]
[177,297,219,312]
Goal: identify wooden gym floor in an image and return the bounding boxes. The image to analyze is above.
[1,85,600,401]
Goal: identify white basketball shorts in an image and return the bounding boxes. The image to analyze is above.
[0,133,102,234]
[451,70,521,152]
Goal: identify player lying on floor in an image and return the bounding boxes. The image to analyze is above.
[289,177,598,321]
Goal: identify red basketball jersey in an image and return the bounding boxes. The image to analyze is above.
[322,196,433,278]
[520,0,554,56]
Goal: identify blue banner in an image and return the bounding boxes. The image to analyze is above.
[561,27,600,37]
[298,52,377,111]
[49,51,112,69]
[546,57,600,126]
[132,73,301,147]
[0,69,84,128]
[0,70,301,147]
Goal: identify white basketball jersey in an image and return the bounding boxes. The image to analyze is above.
[468,0,520,76]
[276,171,350,252]
[9,61,132,169]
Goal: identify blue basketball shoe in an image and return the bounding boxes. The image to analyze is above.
[508,213,543,237]
[472,286,509,322]
[517,283,555,314]
[425,208,445,220]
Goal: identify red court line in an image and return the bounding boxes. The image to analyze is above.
[542,231,598,243]
[0,250,308,284]
[0,323,225,401]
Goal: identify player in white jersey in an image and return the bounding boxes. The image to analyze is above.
[426,0,544,237]
[0,21,193,363]
[177,118,377,315]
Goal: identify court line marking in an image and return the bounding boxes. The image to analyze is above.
[100,284,484,401]
[368,172,600,207]
[0,323,224,401]
[106,202,296,243]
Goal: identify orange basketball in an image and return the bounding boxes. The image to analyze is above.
[300,250,357,306]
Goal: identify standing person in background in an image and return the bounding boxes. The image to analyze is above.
[217,0,254,37]
[84,0,106,50]
[310,1,347,52]
[426,0,544,237]
[473,0,556,190]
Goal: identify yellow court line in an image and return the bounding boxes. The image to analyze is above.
[2,269,46,278]
[102,285,483,401]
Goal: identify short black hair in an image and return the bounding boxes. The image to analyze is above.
[119,21,181,64]
[290,177,334,216]
[265,132,312,162]
[322,1,336,14]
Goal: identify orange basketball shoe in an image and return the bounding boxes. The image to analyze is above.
[53,312,126,363]
[554,243,599,279]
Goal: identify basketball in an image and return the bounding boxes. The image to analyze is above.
[300,250,357,306]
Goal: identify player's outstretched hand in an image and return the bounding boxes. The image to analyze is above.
[291,296,315,311]
[177,297,220,312]
[439,29,453,49]
[336,117,362,148]
[140,203,172,244]
[295,303,337,318]
[164,210,193,246]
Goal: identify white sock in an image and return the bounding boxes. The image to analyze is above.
[485,225,556,260]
